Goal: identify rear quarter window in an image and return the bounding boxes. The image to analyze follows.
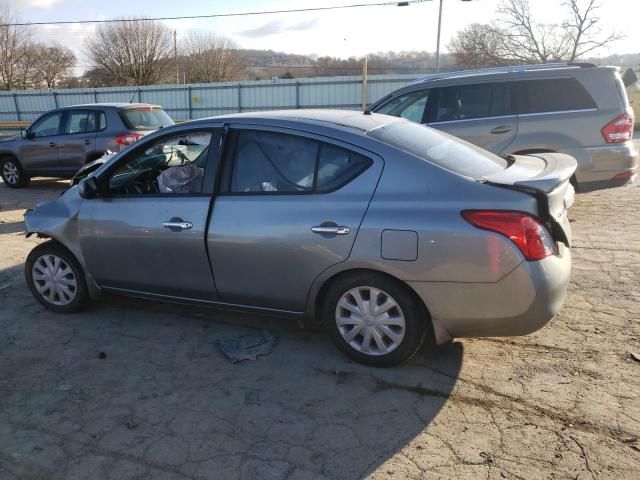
[515,78,596,114]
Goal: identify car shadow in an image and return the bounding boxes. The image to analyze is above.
[0,262,463,479]
[0,220,25,234]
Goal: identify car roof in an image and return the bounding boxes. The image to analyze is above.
[57,103,163,110]
[187,109,406,133]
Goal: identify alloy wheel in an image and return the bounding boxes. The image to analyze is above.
[32,254,78,306]
[335,286,406,356]
[2,161,19,185]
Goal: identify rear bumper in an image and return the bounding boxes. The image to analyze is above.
[563,142,638,191]
[408,243,571,342]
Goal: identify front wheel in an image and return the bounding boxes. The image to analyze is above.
[1,158,29,188]
[322,272,427,367]
[25,241,89,313]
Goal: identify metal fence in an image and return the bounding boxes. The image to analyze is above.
[0,73,420,133]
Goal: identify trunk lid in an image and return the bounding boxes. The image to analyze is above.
[482,152,577,245]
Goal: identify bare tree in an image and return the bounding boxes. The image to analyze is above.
[0,6,31,89]
[36,44,76,88]
[85,19,172,85]
[180,32,244,83]
[15,43,41,89]
[448,0,621,68]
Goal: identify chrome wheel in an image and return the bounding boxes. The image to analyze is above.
[2,161,19,185]
[32,254,78,306]
[335,286,406,356]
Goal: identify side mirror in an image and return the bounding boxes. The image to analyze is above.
[20,128,33,140]
[78,177,99,199]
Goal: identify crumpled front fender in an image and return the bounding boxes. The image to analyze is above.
[24,186,102,298]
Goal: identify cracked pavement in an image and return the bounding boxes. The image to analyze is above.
[0,178,639,479]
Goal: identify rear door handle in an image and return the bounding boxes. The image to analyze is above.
[311,226,350,235]
[490,125,512,134]
[49,142,57,147]
[163,220,193,231]
[84,139,92,145]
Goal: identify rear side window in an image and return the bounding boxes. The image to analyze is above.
[432,83,493,122]
[228,130,371,194]
[368,121,507,179]
[375,90,430,123]
[65,110,105,134]
[119,107,174,131]
[515,78,597,114]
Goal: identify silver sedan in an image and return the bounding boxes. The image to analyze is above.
[23,110,575,366]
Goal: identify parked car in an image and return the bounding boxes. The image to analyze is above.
[0,103,174,188]
[369,63,637,192]
[23,110,575,366]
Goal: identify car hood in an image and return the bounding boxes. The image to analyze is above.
[71,152,117,185]
[0,135,18,143]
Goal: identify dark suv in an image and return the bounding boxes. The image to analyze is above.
[0,103,174,188]
[370,63,637,192]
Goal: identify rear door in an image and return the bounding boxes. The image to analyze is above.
[19,111,63,173]
[208,126,383,312]
[58,109,101,175]
[427,82,517,154]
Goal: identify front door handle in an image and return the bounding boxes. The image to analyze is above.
[84,139,92,145]
[490,125,512,134]
[163,220,193,231]
[49,142,57,147]
[311,225,350,235]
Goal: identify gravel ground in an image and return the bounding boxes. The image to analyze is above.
[0,177,638,480]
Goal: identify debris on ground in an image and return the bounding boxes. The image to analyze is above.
[217,329,278,363]
[628,351,640,363]
[57,384,73,391]
[98,351,107,359]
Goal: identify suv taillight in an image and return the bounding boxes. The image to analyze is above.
[601,113,633,143]
[115,133,144,146]
[462,210,556,261]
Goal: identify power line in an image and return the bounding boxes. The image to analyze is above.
[1,1,429,27]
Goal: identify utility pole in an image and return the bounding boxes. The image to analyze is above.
[435,0,443,73]
[361,57,368,111]
[174,30,179,84]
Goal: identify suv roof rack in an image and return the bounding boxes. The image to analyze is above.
[407,62,597,86]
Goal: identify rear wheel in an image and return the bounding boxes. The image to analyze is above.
[1,157,29,188]
[25,241,89,313]
[322,272,427,366]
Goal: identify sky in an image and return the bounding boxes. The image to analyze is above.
[7,0,640,74]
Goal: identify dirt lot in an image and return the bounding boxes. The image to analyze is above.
[0,177,638,480]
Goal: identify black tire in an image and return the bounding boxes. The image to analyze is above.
[25,241,89,313]
[0,157,29,188]
[322,271,427,367]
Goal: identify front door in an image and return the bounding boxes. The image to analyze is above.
[428,82,517,154]
[208,127,383,312]
[58,110,100,175]
[19,111,63,174]
[78,128,219,300]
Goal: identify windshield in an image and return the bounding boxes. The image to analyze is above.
[367,121,507,179]
[118,107,174,131]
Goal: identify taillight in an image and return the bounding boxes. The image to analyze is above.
[462,210,556,261]
[115,133,144,146]
[601,113,633,143]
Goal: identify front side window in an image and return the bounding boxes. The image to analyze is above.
[30,112,63,138]
[65,110,102,134]
[228,130,372,194]
[432,83,493,122]
[376,90,430,123]
[515,78,597,114]
[107,130,212,195]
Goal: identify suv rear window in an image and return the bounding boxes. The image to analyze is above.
[118,107,174,131]
[368,121,507,179]
[515,78,596,114]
